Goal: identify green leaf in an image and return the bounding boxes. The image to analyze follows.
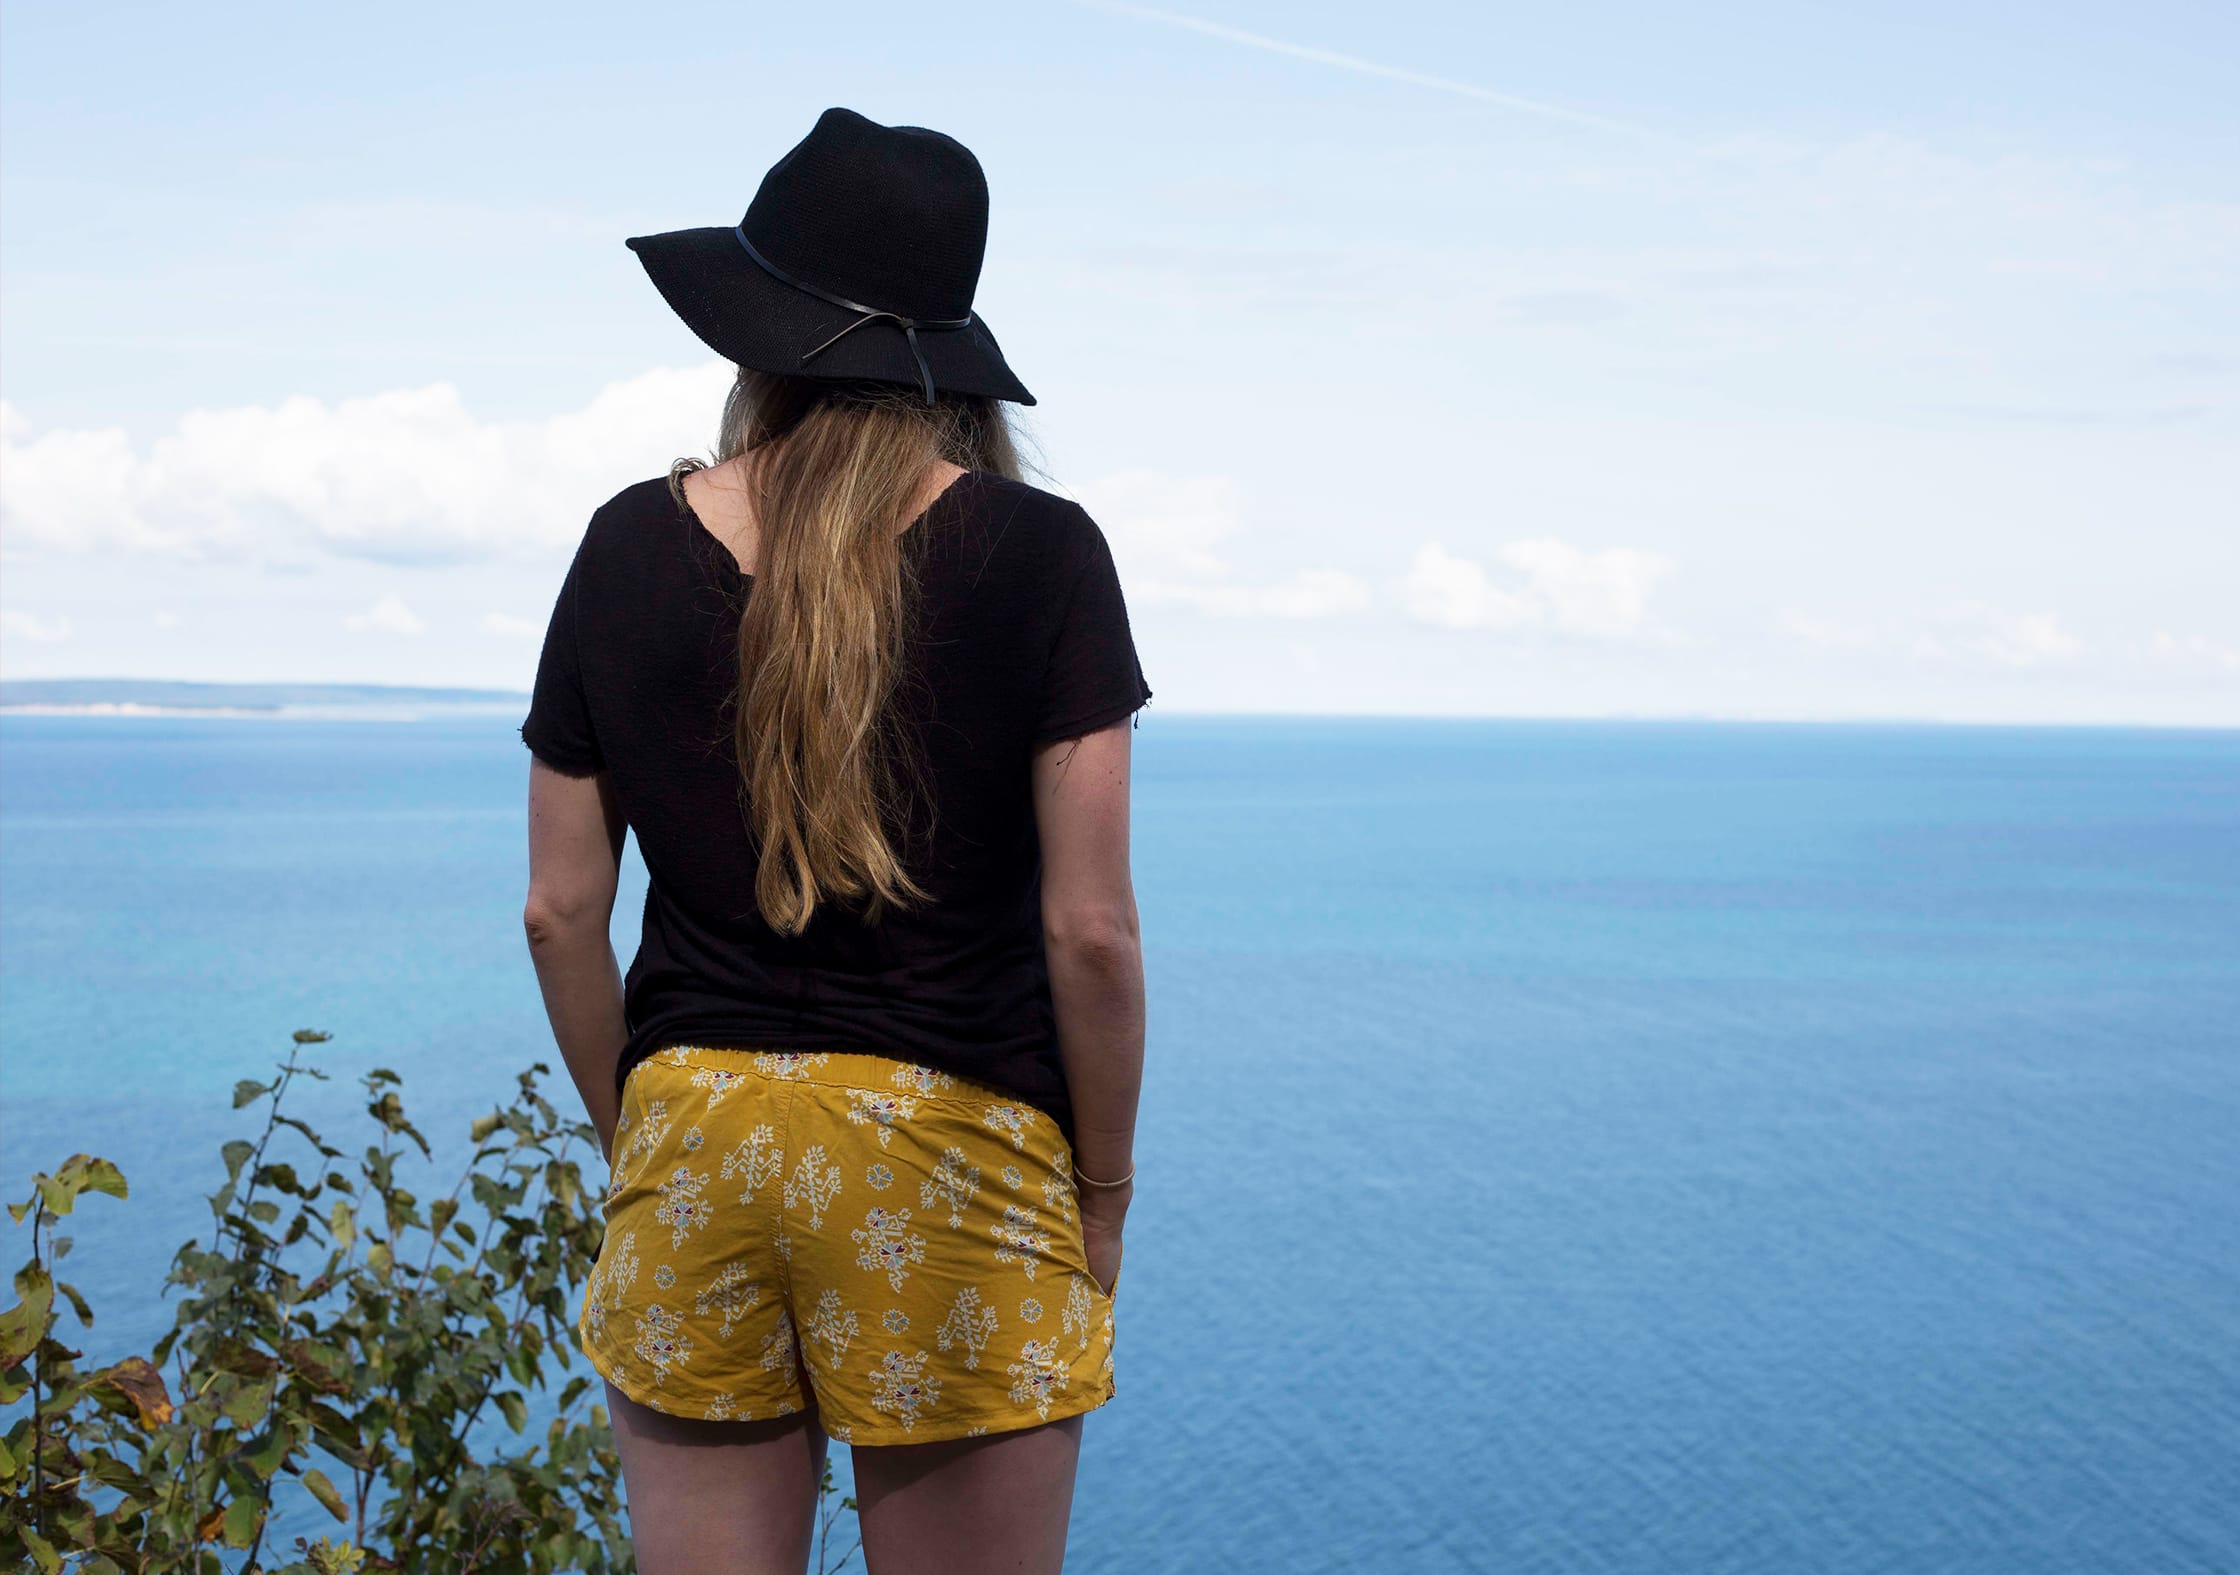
[469,1110,505,1144]
[496,1389,528,1434]
[221,1140,256,1183]
[222,1490,261,1548]
[21,1525,61,1573]
[1,1267,54,1368]
[244,1425,291,1479]
[55,1277,94,1328]
[303,1465,349,1522]
[222,1375,276,1429]
[294,1028,333,1043]
[233,1079,272,1109]
[79,1157,127,1203]
[35,1170,83,1219]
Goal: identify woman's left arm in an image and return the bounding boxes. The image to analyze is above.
[524,756,630,1156]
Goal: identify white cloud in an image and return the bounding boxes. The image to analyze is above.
[0,362,733,565]
[1071,475,1672,635]
[1401,543,1537,629]
[482,611,542,641]
[1401,539,1673,638]
[2149,631,2240,672]
[1785,599,2086,668]
[1776,608,1875,648]
[0,608,74,643]
[1955,605,2081,667]
[344,594,425,635]
[1070,469,1367,619]
[1160,568,1372,619]
[1069,470,1242,585]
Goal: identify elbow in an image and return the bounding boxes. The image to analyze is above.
[1043,903,1141,970]
[523,888,603,950]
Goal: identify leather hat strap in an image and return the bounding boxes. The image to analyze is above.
[735,225,973,403]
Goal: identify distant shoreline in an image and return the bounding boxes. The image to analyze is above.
[0,680,2230,732]
[0,680,530,717]
[0,702,527,719]
[3,702,282,717]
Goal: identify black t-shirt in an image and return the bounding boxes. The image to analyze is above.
[520,468,1151,1144]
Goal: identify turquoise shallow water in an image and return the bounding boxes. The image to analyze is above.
[3,713,2237,1572]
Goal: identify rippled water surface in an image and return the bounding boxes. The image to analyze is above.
[4,714,2236,1572]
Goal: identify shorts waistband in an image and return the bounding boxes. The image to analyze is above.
[645,1041,1023,1109]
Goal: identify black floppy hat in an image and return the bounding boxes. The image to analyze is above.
[625,107,1035,406]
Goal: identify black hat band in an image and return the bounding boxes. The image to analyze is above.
[734,225,973,403]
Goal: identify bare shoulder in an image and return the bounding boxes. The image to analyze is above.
[676,458,745,522]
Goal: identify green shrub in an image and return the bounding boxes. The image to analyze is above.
[0,1030,861,1574]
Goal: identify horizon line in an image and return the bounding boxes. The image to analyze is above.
[1,678,2233,734]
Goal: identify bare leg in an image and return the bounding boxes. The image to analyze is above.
[851,1412,1086,1575]
[603,1379,830,1575]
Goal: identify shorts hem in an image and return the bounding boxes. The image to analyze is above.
[578,1325,809,1425]
[829,1374,1117,1448]
[580,1322,1116,1444]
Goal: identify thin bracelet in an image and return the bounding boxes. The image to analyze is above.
[1072,1161,1135,1189]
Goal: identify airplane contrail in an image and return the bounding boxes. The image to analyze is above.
[1076,0,1654,138]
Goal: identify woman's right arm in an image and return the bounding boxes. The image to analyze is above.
[1032,716,1145,1294]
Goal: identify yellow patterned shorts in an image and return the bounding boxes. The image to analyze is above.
[579,1042,1118,1445]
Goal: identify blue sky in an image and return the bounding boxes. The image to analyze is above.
[4,0,2235,723]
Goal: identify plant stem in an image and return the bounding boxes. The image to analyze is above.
[29,1203,45,1538]
[229,1041,305,1272]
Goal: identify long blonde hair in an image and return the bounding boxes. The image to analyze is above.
[668,367,1029,936]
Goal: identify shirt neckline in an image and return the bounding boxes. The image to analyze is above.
[675,466,981,583]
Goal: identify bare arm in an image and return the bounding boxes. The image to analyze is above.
[523,756,631,1156]
[1032,718,1145,1289]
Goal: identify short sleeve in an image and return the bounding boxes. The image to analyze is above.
[520,548,603,776]
[1033,511,1153,746]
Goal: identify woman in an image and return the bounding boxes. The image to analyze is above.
[519,108,1151,1574]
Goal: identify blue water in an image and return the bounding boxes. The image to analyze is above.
[3,713,2237,1573]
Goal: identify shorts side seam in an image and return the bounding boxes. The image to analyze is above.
[773,1075,801,1316]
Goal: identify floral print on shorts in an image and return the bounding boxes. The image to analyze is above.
[579,1044,1118,1445]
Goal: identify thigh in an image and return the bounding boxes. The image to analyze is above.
[851,1411,1084,1575]
[605,1379,830,1575]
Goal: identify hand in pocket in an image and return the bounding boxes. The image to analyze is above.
[1080,1184,1130,1296]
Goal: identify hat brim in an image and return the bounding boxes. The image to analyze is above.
[625,226,1036,406]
